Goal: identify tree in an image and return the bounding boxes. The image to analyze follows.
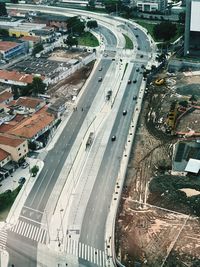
[64,35,78,48]
[87,20,98,29]
[30,165,39,177]
[153,22,177,41]
[32,43,43,56]
[87,0,95,9]
[0,29,9,37]
[28,77,46,96]
[10,0,19,3]
[0,3,7,17]
[67,16,85,36]
[103,0,122,13]
[179,12,185,23]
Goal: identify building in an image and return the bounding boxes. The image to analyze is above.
[0,91,13,105]
[0,41,27,60]
[33,13,68,30]
[185,158,200,174]
[0,149,11,168]
[0,134,28,162]
[0,70,46,86]
[184,0,200,56]
[12,97,46,114]
[8,111,55,145]
[20,36,41,48]
[136,0,168,12]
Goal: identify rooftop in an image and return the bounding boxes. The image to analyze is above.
[20,36,40,42]
[0,91,13,103]
[0,41,21,52]
[15,97,45,109]
[0,148,10,161]
[185,158,200,174]
[0,70,44,84]
[9,112,55,139]
[0,133,26,147]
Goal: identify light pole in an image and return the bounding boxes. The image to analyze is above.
[60,208,64,244]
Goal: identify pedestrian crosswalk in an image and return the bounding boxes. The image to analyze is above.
[65,238,106,267]
[10,219,47,244]
[0,229,7,250]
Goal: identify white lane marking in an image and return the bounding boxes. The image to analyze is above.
[23,222,30,237]
[33,227,40,241]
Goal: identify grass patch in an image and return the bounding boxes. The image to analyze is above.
[78,32,99,47]
[0,186,21,221]
[123,34,133,49]
[135,20,184,43]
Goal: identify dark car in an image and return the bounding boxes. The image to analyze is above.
[136,35,139,38]
[133,80,137,83]
[136,68,139,72]
[140,55,144,58]
[18,177,26,184]
[123,110,127,116]
[133,95,137,100]
[111,135,116,141]
[128,79,131,84]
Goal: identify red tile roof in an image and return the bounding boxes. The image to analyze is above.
[0,41,20,52]
[9,112,55,139]
[0,124,14,133]
[0,70,45,84]
[0,133,26,147]
[0,91,13,103]
[16,97,44,109]
[20,36,40,42]
[0,148,10,161]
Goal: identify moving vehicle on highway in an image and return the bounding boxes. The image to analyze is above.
[98,77,102,82]
[111,135,116,141]
[123,110,127,116]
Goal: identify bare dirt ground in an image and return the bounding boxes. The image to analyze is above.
[47,61,95,110]
[116,72,200,267]
[48,49,89,62]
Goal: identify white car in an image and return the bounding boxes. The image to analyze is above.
[21,162,29,169]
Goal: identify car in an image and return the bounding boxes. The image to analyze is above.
[21,162,29,169]
[133,80,137,83]
[136,68,139,72]
[138,47,140,50]
[123,110,127,116]
[140,55,144,58]
[128,79,131,84]
[136,35,139,38]
[98,77,102,82]
[111,135,116,141]
[133,95,137,100]
[104,53,108,57]
[99,67,102,71]
[18,177,26,184]
[112,58,115,61]
[134,27,137,30]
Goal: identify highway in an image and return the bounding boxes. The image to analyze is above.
[4,4,154,267]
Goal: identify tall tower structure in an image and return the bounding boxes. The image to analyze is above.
[184,0,200,56]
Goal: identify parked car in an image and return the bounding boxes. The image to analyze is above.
[128,80,131,84]
[123,110,127,116]
[98,77,102,82]
[18,177,26,184]
[21,162,29,169]
[133,80,137,83]
[133,95,137,100]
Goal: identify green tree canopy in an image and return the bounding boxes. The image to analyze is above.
[0,29,9,37]
[0,3,7,16]
[178,12,185,23]
[87,20,98,29]
[87,0,95,9]
[103,0,122,13]
[64,34,78,48]
[10,0,19,3]
[153,22,177,41]
[28,77,46,96]
[32,43,43,56]
[67,16,85,36]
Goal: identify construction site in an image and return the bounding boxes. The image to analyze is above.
[116,71,200,267]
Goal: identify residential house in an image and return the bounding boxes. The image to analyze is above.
[8,111,55,146]
[12,97,46,114]
[0,70,46,86]
[0,91,14,105]
[20,36,41,48]
[0,133,28,162]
